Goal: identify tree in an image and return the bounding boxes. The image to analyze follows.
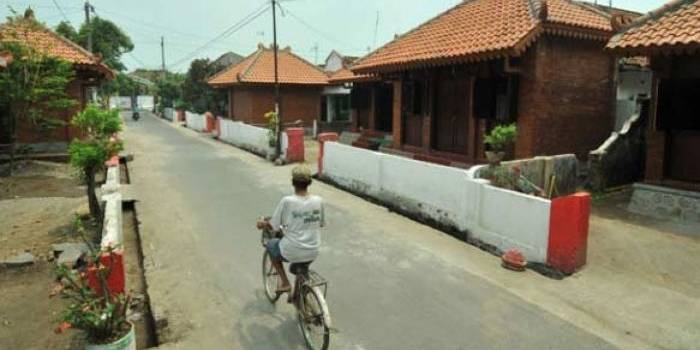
[0,18,78,175]
[55,21,78,42]
[156,73,185,111]
[69,105,123,219]
[54,17,133,72]
[182,58,227,114]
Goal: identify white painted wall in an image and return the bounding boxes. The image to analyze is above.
[100,165,123,250]
[137,95,155,110]
[163,108,175,121]
[185,111,207,132]
[218,118,275,157]
[322,142,552,262]
[616,70,652,131]
[324,51,344,72]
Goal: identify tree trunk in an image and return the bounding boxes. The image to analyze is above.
[86,166,102,221]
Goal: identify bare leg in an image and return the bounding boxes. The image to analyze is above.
[272,259,291,292]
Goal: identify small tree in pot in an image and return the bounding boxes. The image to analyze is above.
[69,105,123,220]
[483,123,517,164]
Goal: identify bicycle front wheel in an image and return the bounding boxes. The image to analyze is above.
[262,250,281,304]
[297,285,330,350]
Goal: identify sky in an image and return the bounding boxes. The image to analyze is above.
[2,0,670,73]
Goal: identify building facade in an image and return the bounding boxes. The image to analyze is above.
[208,44,327,127]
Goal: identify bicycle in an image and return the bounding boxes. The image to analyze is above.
[260,223,332,350]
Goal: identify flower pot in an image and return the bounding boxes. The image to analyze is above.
[85,323,136,350]
[485,151,505,165]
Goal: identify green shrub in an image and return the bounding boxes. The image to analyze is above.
[484,123,517,152]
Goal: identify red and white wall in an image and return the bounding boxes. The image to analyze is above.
[320,141,589,274]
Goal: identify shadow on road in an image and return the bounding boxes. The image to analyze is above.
[233,290,309,350]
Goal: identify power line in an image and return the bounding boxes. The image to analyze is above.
[168,3,271,69]
[279,3,363,53]
[51,0,71,23]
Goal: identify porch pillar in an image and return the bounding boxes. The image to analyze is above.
[422,78,432,151]
[466,76,476,161]
[392,80,403,149]
[645,70,665,182]
[368,87,377,131]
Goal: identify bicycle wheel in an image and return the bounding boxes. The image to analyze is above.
[262,250,281,303]
[297,285,330,350]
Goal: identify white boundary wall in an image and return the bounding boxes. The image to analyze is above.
[163,108,175,121]
[185,111,207,132]
[322,142,552,262]
[100,165,123,250]
[218,118,288,159]
[136,95,154,110]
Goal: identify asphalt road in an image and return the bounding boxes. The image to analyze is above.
[125,112,616,350]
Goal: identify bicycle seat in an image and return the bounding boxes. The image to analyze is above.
[289,261,312,275]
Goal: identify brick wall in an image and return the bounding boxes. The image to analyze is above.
[229,85,322,126]
[516,35,615,160]
[15,78,84,145]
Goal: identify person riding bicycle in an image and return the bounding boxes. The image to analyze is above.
[257,165,325,294]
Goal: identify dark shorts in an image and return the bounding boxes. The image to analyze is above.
[266,238,288,262]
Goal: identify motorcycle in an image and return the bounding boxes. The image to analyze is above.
[132,111,140,121]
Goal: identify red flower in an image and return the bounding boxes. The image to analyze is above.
[54,322,72,334]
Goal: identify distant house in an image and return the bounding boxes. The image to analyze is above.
[208,44,328,126]
[320,51,359,133]
[0,12,113,152]
[348,0,638,163]
[211,51,244,73]
[608,0,700,198]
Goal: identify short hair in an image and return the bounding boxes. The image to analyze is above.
[293,177,311,190]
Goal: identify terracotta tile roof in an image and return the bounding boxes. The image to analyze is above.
[209,45,328,86]
[607,0,700,55]
[351,0,621,73]
[0,18,113,77]
[327,67,379,84]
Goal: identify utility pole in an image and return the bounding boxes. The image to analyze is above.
[161,36,166,80]
[84,1,93,53]
[312,43,319,65]
[272,0,282,159]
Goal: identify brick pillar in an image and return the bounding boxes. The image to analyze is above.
[317,132,339,175]
[392,80,403,149]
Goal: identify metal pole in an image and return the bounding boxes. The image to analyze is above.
[161,36,166,80]
[84,1,92,53]
[272,0,282,159]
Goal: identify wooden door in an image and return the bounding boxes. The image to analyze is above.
[667,130,700,183]
[433,75,469,154]
[402,82,423,147]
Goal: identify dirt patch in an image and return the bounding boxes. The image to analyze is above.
[0,160,97,350]
[0,263,85,350]
[0,161,83,200]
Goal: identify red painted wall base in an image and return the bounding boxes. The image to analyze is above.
[547,192,591,274]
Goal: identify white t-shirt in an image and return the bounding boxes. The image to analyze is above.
[270,194,325,263]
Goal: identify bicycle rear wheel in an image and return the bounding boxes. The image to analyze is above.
[262,250,281,303]
[297,285,330,350]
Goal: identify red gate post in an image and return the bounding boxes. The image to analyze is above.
[317,132,339,175]
[547,192,591,274]
[285,128,305,163]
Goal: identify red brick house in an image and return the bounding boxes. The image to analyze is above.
[0,14,113,151]
[608,0,700,192]
[208,44,328,126]
[348,0,638,163]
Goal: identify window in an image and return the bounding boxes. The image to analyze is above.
[334,95,351,121]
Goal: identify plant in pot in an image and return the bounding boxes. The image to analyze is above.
[483,123,517,165]
[52,218,135,350]
[264,111,279,148]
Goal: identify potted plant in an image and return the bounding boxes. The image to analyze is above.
[483,123,517,164]
[52,219,135,350]
[264,111,279,148]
